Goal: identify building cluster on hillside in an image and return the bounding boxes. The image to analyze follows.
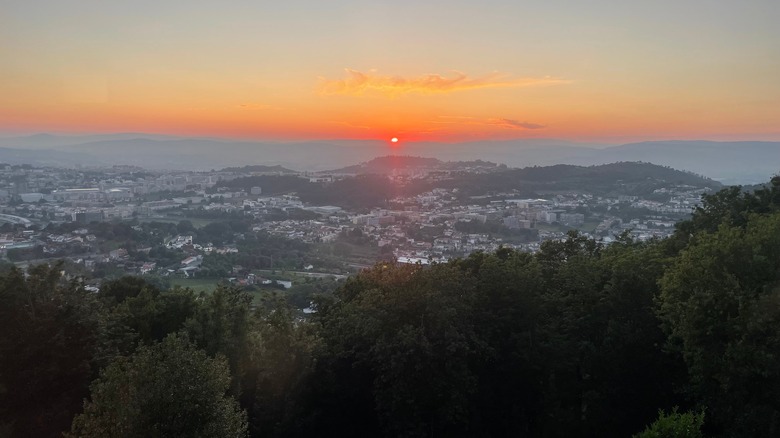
[0,163,712,281]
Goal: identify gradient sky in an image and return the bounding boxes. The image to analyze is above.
[1,0,779,142]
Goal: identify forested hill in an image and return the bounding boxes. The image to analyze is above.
[217,161,720,209]
[219,164,296,173]
[328,155,504,175]
[446,161,721,196]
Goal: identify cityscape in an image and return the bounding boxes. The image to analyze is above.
[0,158,713,293]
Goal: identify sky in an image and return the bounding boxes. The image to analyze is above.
[1,0,779,143]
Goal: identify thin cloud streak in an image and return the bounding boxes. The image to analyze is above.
[489,118,546,130]
[428,116,546,130]
[238,104,271,111]
[319,69,570,96]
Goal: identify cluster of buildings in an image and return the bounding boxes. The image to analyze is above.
[256,183,709,265]
[0,163,713,280]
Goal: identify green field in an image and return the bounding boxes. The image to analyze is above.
[170,277,225,292]
[171,277,289,305]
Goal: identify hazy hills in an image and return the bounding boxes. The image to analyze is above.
[0,134,777,184]
[328,156,505,175]
[443,161,721,198]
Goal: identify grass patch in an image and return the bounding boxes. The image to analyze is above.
[171,277,284,306]
[579,221,600,232]
[170,277,225,293]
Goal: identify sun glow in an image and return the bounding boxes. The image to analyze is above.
[391,137,398,143]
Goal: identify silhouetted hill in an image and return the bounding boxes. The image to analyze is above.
[581,141,780,184]
[328,155,504,175]
[445,162,721,196]
[220,164,297,174]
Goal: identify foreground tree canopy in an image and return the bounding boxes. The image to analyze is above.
[0,176,778,437]
[69,334,247,438]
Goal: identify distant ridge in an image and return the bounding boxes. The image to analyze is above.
[328,155,504,175]
[220,164,297,174]
[0,133,776,183]
[443,161,722,196]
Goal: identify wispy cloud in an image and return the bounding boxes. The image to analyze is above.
[237,103,271,111]
[488,118,546,130]
[428,115,547,130]
[319,69,569,97]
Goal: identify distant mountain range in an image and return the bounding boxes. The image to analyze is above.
[0,133,777,184]
[220,164,297,173]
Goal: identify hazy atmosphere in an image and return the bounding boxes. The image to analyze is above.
[2,0,778,142]
[2,1,780,438]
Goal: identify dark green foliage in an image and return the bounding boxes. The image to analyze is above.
[250,299,320,437]
[532,233,684,437]
[185,285,254,396]
[99,275,160,305]
[217,175,312,195]
[0,264,103,437]
[308,262,485,437]
[633,408,705,438]
[676,175,780,238]
[660,213,780,437]
[69,334,247,437]
[94,276,199,366]
[6,244,44,261]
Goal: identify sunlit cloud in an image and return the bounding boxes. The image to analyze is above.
[319,69,570,97]
[428,116,546,130]
[488,118,546,130]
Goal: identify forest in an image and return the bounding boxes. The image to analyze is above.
[1,177,779,437]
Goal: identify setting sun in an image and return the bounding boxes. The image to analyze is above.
[391,137,398,143]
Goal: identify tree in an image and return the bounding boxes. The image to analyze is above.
[69,334,247,437]
[309,262,484,437]
[99,275,160,306]
[185,285,254,397]
[633,408,705,438]
[533,233,685,437]
[660,213,780,436]
[250,299,320,437]
[0,264,103,437]
[675,175,780,239]
[96,286,199,366]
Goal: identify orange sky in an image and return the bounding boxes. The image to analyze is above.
[1,1,779,143]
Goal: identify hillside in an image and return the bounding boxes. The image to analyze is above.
[445,162,721,196]
[220,161,719,209]
[328,155,504,175]
[220,164,297,174]
[578,141,780,184]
